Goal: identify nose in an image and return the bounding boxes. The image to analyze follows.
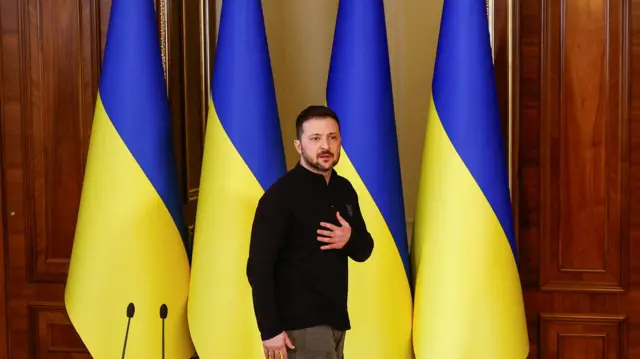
[320,137,329,150]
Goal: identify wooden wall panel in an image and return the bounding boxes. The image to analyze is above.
[0,0,212,357]
[22,0,99,282]
[28,303,89,358]
[539,314,626,359]
[517,0,639,357]
[0,0,107,356]
[538,0,629,293]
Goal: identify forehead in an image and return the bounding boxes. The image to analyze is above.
[302,117,339,134]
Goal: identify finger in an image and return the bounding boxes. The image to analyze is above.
[320,222,339,230]
[321,243,342,250]
[316,229,335,237]
[264,347,269,359]
[285,334,295,349]
[317,236,337,243]
[336,211,350,226]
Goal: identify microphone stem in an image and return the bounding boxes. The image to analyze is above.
[161,318,165,359]
[122,318,131,359]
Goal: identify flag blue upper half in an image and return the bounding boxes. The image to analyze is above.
[98,0,185,240]
[327,0,410,277]
[212,0,286,190]
[431,0,516,258]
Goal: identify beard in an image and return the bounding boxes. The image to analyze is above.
[301,146,340,172]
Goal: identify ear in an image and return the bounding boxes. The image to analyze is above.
[294,139,302,155]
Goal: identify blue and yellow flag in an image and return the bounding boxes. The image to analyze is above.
[186,0,287,358]
[411,0,529,358]
[327,1,413,357]
[64,0,194,358]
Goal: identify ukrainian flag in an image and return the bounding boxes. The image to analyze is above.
[186,0,287,358]
[411,0,529,358]
[327,1,413,357]
[64,0,194,358]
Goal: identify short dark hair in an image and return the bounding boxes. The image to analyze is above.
[295,105,340,139]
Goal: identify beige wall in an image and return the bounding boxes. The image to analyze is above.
[215,0,445,234]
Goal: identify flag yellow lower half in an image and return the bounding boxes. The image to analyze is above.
[335,154,414,359]
[187,102,265,359]
[411,97,529,358]
[64,95,193,359]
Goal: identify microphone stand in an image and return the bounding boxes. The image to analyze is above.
[122,302,135,359]
[160,304,168,359]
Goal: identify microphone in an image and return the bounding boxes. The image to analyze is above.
[122,302,135,359]
[160,304,168,359]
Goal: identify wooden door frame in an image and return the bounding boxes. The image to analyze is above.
[0,131,7,359]
[491,0,521,253]
[0,0,8,355]
[0,84,8,359]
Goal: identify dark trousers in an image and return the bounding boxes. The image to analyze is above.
[286,325,346,359]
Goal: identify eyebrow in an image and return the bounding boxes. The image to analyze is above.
[309,132,339,136]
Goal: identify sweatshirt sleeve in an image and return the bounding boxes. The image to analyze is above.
[246,188,289,340]
[342,187,374,262]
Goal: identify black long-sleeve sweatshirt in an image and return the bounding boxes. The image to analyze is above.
[246,163,374,341]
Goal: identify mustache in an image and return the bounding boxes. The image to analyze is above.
[317,151,334,157]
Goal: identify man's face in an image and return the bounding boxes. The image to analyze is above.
[295,117,341,173]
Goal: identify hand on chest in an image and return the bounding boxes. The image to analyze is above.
[290,189,355,246]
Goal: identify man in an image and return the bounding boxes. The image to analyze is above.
[247,105,374,359]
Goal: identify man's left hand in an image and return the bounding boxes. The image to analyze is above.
[317,211,352,250]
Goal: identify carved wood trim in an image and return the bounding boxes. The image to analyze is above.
[0,0,7,355]
[540,312,627,323]
[492,0,518,254]
[0,36,7,359]
[507,0,520,260]
[157,0,169,84]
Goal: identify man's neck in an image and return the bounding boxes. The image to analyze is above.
[300,160,332,183]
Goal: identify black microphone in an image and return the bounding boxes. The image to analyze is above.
[160,304,168,359]
[122,302,135,359]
